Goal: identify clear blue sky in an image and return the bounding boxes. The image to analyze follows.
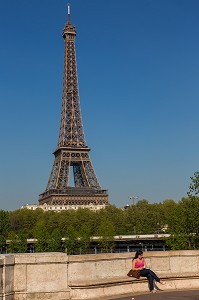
[1,0,199,211]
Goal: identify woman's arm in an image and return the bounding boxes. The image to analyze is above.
[143,258,147,268]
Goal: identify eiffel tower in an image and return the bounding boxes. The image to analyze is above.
[39,5,109,208]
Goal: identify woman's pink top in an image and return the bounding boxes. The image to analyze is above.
[134,258,145,268]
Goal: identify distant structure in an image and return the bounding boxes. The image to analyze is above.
[21,203,104,212]
[38,5,109,209]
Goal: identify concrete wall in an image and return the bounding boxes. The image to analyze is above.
[1,251,199,300]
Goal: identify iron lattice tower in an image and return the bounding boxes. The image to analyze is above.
[39,6,109,207]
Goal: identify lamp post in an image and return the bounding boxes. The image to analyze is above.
[139,242,144,251]
[128,195,139,235]
[128,195,139,205]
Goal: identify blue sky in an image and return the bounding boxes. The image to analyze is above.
[1,0,199,211]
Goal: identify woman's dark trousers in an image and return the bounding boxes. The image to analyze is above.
[140,268,160,291]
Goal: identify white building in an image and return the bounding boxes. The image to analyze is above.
[21,203,106,212]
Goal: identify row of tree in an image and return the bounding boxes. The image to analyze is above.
[1,172,199,253]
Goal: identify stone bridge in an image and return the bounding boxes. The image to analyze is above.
[1,250,199,299]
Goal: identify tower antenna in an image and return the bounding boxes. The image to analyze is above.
[67,3,71,24]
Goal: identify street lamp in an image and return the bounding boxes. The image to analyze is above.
[128,195,139,235]
[128,195,139,205]
[139,242,144,251]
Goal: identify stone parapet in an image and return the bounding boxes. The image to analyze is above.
[1,251,199,299]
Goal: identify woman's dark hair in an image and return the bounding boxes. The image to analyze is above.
[134,250,143,259]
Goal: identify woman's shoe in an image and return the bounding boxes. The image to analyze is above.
[132,298,135,300]
[151,290,157,293]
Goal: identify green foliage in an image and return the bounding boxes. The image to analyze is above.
[0,210,11,237]
[78,224,91,254]
[122,200,165,235]
[33,221,51,252]
[0,235,6,253]
[188,172,199,196]
[17,230,28,253]
[0,235,6,248]
[98,205,126,235]
[63,225,79,254]
[42,211,60,235]
[97,218,115,253]
[7,231,19,253]
[3,174,199,253]
[9,208,44,237]
[162,199,183,233]
[48,228,62,252]
[166,233,189,250]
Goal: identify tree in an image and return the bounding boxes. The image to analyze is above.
[57,210,77,236]
[98,205,126,235]
[126,200,163,235]
[0,210,11,238]
[48,228,62,252]
[97,219,115,253]
[9,208,44,237]
[42,211,60,235]
[162,199,182,234]
[123,206,136,235]
[166,233,189,250]
[6,230,28,253]
[63,225,79,255]
[33,221,51,252]
[73,208,97,234]
[181,197,199,249]
[164,196,199,250]
[185,172,199,249]
[188,172,199,196]
[0,235,6,253]
[7,231,19,253]
[78,224,91,254]
[17,230,28,253]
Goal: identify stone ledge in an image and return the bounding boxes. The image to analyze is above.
[68,250,199,262]
[70,274,199,299]
[14,253,68,264]
[14,290,71,300]
[69,273,199,288]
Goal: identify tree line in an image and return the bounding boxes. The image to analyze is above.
[1,172,199,253]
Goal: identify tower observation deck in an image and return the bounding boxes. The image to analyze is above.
[38,5,109,208]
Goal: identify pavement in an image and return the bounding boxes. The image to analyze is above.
[112,289,199,300]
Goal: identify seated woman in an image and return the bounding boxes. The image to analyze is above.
[132,250,165,293]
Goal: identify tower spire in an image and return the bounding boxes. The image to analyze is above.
[67,3,71,24]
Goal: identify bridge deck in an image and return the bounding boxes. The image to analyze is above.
[112,289,199,300]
